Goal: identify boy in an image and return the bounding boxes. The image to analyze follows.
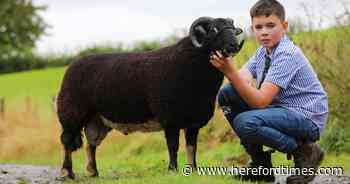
[210,0,328,183]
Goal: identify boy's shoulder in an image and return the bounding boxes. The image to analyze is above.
[274,35,304,58]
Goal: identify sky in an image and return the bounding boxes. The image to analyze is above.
[32,0,348,55]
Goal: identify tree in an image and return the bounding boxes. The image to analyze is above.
[0,0,47,60]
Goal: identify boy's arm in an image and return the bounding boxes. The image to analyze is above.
[227,69,280,108]
[211,51,280,108]
[238,67,254,86]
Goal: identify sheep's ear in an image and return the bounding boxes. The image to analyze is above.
[190,17,213,48]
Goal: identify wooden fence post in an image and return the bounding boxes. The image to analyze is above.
[25,96,31,114]
[0,97,4,119]
[52,96,57,112]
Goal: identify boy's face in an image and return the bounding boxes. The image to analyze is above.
[251,14,288,53]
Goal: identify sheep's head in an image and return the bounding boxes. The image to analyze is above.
[190,17,244,57]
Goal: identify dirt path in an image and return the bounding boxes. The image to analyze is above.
[0,165,61,184]
[0,164,349,184]
[274,174,350,184]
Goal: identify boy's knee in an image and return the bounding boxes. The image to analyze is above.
[233,112,260,138]
[217,83,239,107]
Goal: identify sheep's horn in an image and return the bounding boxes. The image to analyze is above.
[190,17,214,48]
[191,26,207,48]
[195,26,207,36]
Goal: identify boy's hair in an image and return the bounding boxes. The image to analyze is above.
[250,0,285,21]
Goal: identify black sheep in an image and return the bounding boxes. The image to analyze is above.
[56,17,244,179]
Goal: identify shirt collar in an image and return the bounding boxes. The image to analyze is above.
[262,34,289,58]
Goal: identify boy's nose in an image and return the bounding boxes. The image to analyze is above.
[261,32,269,37]
[261,27,269,35]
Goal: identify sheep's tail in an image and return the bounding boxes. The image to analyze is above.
[56,95,84,152]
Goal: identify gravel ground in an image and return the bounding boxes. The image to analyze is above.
[0,165,61,184]
[0,164,349,184]
[273,173,350,184]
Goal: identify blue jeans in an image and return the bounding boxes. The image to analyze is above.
[217,83,320,154]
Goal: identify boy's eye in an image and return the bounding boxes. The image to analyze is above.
[266,23,275,28]
[254,25,263,30]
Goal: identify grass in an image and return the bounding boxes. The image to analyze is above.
[0,106,349,184]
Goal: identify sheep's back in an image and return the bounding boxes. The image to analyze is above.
[59,51,165,123]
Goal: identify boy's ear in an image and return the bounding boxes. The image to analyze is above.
[282,21,289,31]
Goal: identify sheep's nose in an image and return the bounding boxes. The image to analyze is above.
[229,43,236,48]
[227,43,237,52]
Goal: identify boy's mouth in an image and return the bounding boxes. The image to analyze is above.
[261,39,271,45]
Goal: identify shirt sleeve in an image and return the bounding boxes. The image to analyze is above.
[243,55,257,79]
[265,51,304,89]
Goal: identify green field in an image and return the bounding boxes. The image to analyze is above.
[0,26,350,183]
[0,67,66,118]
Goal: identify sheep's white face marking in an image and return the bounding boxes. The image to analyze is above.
[100,115,163,135]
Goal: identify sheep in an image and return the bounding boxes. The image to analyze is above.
[56,17,244,179]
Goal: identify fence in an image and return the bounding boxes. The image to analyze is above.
[0,97,4,119]
[0,96,58,120]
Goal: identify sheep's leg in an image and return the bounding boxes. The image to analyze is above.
[185,128,199,168]
[84,115,111,177]
[85,144,98,177]
[60,148,75,179]
[57,96,89,180]
[164,128,180,171]
[59,123,84,180]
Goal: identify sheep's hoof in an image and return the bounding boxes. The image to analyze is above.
[86,168,99,177]
[58,168,75,180]
[168,165,178,172]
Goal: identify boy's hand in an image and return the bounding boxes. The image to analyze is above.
[210,50,235,75]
